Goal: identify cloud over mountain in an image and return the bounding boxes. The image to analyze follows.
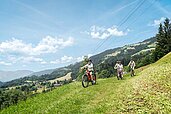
[0,36,74,56]
[0,36,74,65]
[85,25,128,39]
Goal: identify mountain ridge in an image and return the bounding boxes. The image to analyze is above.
[0,70,34,82]
[0,37,156,87]
[28,69,55,77]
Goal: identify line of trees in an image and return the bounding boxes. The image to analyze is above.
[153,18,171,60]
[0,79,73,110]
[0,89,27,110]
[133,18,171,67]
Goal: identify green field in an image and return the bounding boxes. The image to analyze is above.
[1,53,171,114]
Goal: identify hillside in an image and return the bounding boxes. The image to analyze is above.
[0,81,3,87]
[1,67,70,88]
[1,52,171,113]
[0,37,156,87]
[48,72,72,83]
[89,37,156,65]
[70,37,156,79]
[29,69,55,77]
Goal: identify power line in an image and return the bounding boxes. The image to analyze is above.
[91,0,146,54]
[124,0,157,32]
[117,0,146,27]
[91,1,141,53]
[105,0,157,49]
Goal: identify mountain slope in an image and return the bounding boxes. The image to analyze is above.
[70,37,156,79]
[0,81,3,86]
[1,52,171,113]
[0,37,156,87]
[0,70,33,82]
[1,67,70,88]
[29,69,55,76]
[89,37,156,65]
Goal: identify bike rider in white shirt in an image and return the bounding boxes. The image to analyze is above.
[84,59,95,83]
[114,61,124,80]
[128,59,136,76]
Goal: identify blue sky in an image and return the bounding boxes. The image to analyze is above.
[0,0,171,72]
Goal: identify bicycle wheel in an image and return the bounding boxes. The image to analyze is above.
[82,74,89,88]
[92,75,96,85]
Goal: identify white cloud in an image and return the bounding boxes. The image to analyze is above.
[50,55,73,64]
[50,60,60,64]
[0,61,12,66]
[40,61,47,64]
[20,56,44,63]
[76,56,84,62]
[7,55,46,64]
[34,36,74,55]
[7,56,20,64]
[0,36,74,56]
[149,17,166,26]
[50,54,93,64]
[86,25,127,39]
[76,54,93,62]
[61,56,74,63]
[0,36,74,66]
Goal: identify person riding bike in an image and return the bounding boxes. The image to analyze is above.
[128,59,136,76]
[114,61,123,80]
[83,59,95,83]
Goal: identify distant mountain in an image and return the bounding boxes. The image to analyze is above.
[0,81,3,86]
[1,67,71,88]
[0,69,55,84]
[29,69,55,76]
[0,70,34,82]
[1,37,156,88]
[89,37,156,65]
[70,37,156,79]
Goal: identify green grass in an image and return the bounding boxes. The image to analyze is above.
[1,53,171,114]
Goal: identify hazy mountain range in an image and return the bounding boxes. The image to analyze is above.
[0,69,55,82]
[0,70,33,82]
[29,69,55,77]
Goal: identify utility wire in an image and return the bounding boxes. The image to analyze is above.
[91,0,146,54]
[105,0,157,49]
[91,1,142,54]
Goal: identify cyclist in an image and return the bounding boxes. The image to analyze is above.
[84,59,95,83]
[128,59,136,76]
[114,61,123,80]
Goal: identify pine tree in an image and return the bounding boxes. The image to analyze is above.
[153,18,171,60]
[167,18,171,51]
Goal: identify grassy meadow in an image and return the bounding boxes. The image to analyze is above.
[1,53,171,114]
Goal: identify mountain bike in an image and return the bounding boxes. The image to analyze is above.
[117,70,123,80]
[130,68,135,77]
[82,69,96,88]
